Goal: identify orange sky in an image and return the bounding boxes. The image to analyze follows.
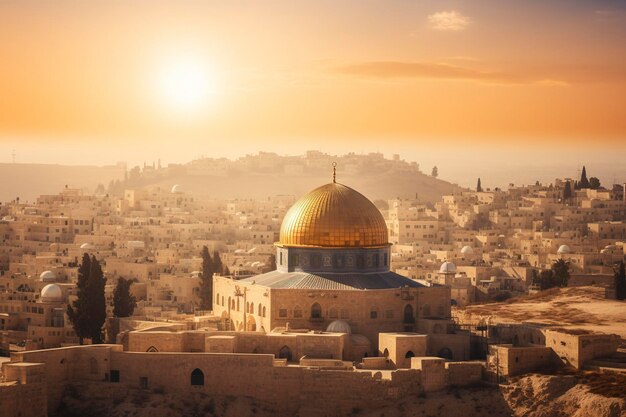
[1,1,626,162]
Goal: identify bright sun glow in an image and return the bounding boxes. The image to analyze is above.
[156,57,217,114]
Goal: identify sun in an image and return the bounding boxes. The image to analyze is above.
[156,56,218,114]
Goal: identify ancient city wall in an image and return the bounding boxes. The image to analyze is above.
[5,344,487,416]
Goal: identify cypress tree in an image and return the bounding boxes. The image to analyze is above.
[213,250,224,275]
[113,277,137,318]
[199,246,214,310]
[563,182,572,201]
[477,178,482,192]
[431,166,438,178]
[87,257,107,344]
[67,253,92,344]
[580,166,590,189]
[615,261,626,301]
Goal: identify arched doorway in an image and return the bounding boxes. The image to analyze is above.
[278,346,292,361]
[311,303,322,319]
[438,347,453,360]
[191,368,204,386]
[405,351,415,359]
[403,304,414,323]
[246,315,257,331]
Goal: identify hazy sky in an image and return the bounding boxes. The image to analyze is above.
[0,0,625,184]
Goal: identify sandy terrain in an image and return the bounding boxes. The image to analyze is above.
[455,286,626,340]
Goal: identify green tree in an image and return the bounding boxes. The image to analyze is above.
[66,253,92,344]
[552,259,570,287]
[213,250,224,275]
[199,246,214,310]
[431,166,438,178]
[579,165,590,189]
[67,255,107,344]
[477,178,482,192]
[538,269,555,290]
[615,261,626,301]
[563,182,572,201]
[589,177,601,189]
[112,277,137,318]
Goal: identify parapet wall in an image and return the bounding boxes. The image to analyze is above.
[4,344,488,416]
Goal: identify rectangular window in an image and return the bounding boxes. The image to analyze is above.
[110,370,120,382]
[370,310,378,319]
[140,377,148,389]
[279,309,287,318]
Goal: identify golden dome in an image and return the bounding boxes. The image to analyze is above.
[279,182,389,248]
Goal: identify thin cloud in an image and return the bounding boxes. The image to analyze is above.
[332,61,569,86]
[428,11,470,31]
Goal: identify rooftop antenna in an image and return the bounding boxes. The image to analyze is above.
[332,162,337,183]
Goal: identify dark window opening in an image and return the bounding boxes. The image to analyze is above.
[191,368,204,386]
[110,370,120,383]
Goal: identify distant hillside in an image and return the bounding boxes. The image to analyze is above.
[126,169,463,202]
[1,154,465,203]
[0,163,126,203]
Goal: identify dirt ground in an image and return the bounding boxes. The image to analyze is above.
[456,286,626,340]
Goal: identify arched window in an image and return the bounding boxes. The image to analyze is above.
[258,304,262,316]
[293,306,303,318]
[221,296,224,306]
[216,293,220,304]
[231,299,235,310]
[246,302,249,313]
[311,303,322,319]
[422,304,431,317]
[250,302,254,314]
[405,351,415,359]
[278,346,292,361]
[262,306,266,317]
[403,305,414,323]
[237,298,240,311]
[191,368,204,386]
[438,347,453,360]
[146,346,158,352]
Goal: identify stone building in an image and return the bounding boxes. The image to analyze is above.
[213,180,455,354]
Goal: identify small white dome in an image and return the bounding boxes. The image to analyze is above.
[460,246,474,255]
[439,261,457,274]
[39,270,57,282]
[557,245,571,254]
[326,320,352,334]
[80,242,94,249]
[171,184,183,194]
[41,284,63,302]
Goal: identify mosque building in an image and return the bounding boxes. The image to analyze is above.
[213,174,455,354]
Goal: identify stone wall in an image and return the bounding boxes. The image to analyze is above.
[488,345,554,376]
[545,330,619,369]
[4,344,488,416]
[0,363,47,417]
